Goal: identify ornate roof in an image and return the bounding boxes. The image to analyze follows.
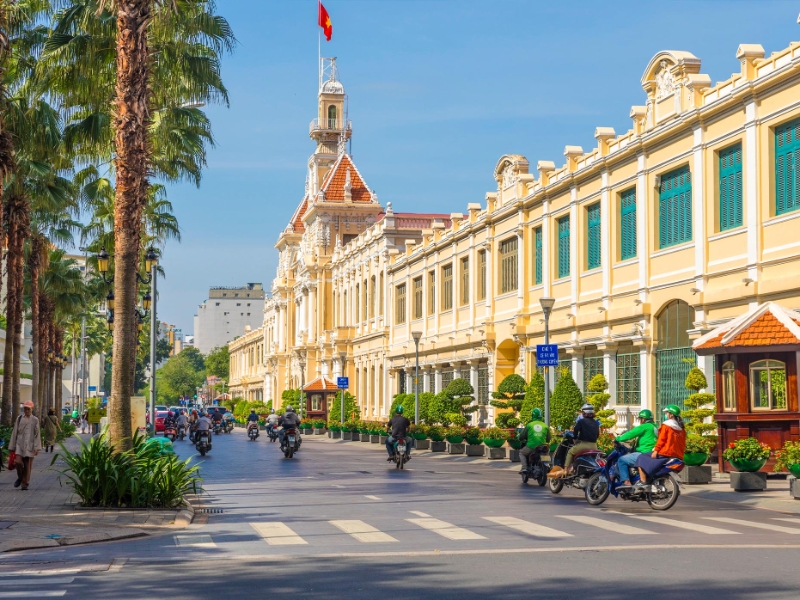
[303,376,339,392]
[288,197,309,233]
[693,302,800,354]
[319,154,372,203]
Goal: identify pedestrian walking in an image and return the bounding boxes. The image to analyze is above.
[8,400,42,490]
[43,408,61,453]
[80,411,88,434]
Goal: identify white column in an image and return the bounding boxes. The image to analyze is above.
[601,170,611,301]
[639,344,650,411]
[470,361,480,424]
[405,371,412,395]
[469,235,476,327]
[692,125,706,280]
[542,198,552,298]
[308,286,316,342]
[453,362,462,380]
[422,367,431,392]
[572,352,584,395]
[636,154,648,300]
[434,367,442,394]
[484,244,492,320]
[516,222,524,310]
[277,307,284,352]
[570,187,578,309]
[744,99,760,305]
[603,345,617,407]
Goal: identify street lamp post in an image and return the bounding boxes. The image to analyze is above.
[539,297,556,427]
[145,249,158,429]
[339,351,347,424]
[411,331,422,425]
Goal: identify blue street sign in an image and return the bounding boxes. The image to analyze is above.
[337,377,349,389]
[88,386,97,392]
[536,344,559,367]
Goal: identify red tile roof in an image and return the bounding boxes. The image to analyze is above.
[290,197,308,233]
[320,154,371,202]
[303,377,339,392]
[694,303,800,352]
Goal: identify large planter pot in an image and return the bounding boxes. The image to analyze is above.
[507,439,522,450]
[484,438,505,448]
[446,435,464,444]
[465,437,483,446]
[413,432,428,441]
[683,452,709,467]
[429,435,445,443]
[342,431,352,441]
[728,458,768,472]
[788,464,800,479]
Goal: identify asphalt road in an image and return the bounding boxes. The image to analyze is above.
[2,429,800,599]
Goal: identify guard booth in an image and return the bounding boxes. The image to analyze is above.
[693,302,800,472]
[301,377,340,421]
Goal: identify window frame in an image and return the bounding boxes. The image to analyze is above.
[534,226,543,285]
[412,276,423,320]
[441,264,453,311]
[722,361,737,411]
[616,352,641,406]
[428,270,436,315]
[586,202,601,271]
[719,143,743,231]
[460,256,470,306]
[620,187,637,261]
[775,118,800,216]
[477,250,487,300]
[557,215,570,279]
[499,236,518,294]
[658,165,693,248]
[749,359,787,411]
[395,283,407,325]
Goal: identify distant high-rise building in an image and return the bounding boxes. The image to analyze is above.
[193,284,265,354]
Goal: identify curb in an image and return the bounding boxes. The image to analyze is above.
[0,529,148,554]
[172,497,197,528]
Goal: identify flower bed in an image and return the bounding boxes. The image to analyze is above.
[774,440,800,477]
[723,437,771,472]
[483,427,508,448]
[464,427,483,446]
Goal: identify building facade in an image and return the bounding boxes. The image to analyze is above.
[193,283,265,354]
[233,40,800,426]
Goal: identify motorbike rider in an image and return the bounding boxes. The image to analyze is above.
[518,408,551,473]
[385,405,411,461]
[188,409,199,441]
[635,405,686,489]
[278,406,301,446]
[247,409,259,436]
[266,409,279,436]
[163,410,177,431]
[210,407,224,426]
[559,403,599,476]
[195,411,213,442]
[614,409,658,488]
[176,410,189,432]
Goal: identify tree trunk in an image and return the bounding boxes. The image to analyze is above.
[1,225,16,425]
[55,330,64,416]
[36,297,49,419]
[28,236,43,417]
[110,0,152,452]
[9,198,27,424]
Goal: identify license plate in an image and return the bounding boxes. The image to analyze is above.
[540,455,551,462]
[397,444,406,452]
[288,436,296,442]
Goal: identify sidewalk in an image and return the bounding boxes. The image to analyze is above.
[0,434,195,553]
[306,433,800,514]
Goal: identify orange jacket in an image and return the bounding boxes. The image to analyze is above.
[654,421,686,459]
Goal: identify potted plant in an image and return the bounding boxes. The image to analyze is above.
[490,374,526,428]
[410,423,429,440]
[723,437,771,472]
[464,427,483,446]
[774,440,800,478]
[684,434,715,466]
[299,419,313,431]
[379,426,389,438]
[483,427,509,448]
[597,431,616,454]
[506,429,523,450]
[427,425,446,442]
[313,419,326,429]
[445,426,465,444]
[327,420,341,432]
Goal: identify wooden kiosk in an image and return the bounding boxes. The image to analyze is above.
[693,302,800,473]
[301,377,340,421]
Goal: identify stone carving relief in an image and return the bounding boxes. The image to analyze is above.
[502,163,518,188]
[655,61,675,100]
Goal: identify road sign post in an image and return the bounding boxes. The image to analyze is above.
[337,376,349,425]
[537,343,559,427]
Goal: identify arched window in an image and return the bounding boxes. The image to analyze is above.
[657,299,694,349]
[750,359,787,410]
[327,105,337,128]
[722,361,736,411]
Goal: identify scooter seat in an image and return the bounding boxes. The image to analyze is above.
[574,449,604,458]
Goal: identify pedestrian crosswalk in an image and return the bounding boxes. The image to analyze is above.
[0,565,106,598]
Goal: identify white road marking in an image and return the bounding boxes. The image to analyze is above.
[250,522,307,545]
[409,511,430,517]
[630,516,739,535]
[0,592,66,598]
[365,495,381,500]
[330,520,397,543]
[774,518,800,526]
[558,515,655,535]
[484,516,571,538]
[705,517,800,534]
[407,518,486,540]
[174,534,216,548]
[0,579,74,586]
[0,570,80,578]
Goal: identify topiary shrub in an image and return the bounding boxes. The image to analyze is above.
[521,371,545,421]
[330,392,360,422]
[683,366,717,436]
[427,391,453,425]
[444,378,478,423]
[490,374,526,428]
[550,367,584,431]
[586,374,616,430]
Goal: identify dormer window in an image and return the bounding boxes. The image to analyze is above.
[327,105,337,129]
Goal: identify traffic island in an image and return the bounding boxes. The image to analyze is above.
[447,442,465,455]
[466,444,484,456]
[679,465,712,484]
[430,441,446,452]
[730,471,767,491]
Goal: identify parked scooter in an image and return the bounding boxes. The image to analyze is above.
[548,431,606,495]
[280,427,301,458]
[195,430,212,456]
[520,443,551,486]
[584,441,684,511]
[247,423,260,441]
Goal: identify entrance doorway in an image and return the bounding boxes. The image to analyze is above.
[655,300,695,416]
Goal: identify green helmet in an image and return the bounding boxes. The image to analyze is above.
[396,405,404,414]
[638,409,653,420]
[662,404,681,417]
[531,408,543,420]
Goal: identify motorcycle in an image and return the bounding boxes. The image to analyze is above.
[390,437,409,470]
[224,420,235,434]
[519,444,551,486]
[195,430,212,456]
[164,425,177,443]
[177,425,186,441]
[213,421,222,435]
[584,441,683,511]
[267,424,279,443]
[548,431,606,495]
[280,427,301,458]
[247,423,260,441]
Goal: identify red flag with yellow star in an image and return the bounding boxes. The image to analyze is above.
[318,1,332,41]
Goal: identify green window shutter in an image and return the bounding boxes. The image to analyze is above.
[658,165,692,248]
[620,187,637,260]
[586,202,601,270]
[557,216,570,278]
[719,143,742,231]
[534,226,543,285]
[775,119,800,216]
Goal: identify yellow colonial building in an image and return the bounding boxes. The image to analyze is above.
[233,39,800,426]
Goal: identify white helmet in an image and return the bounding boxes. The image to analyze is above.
[580,403,595,414]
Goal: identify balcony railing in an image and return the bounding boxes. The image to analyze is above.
[309,118,352,134]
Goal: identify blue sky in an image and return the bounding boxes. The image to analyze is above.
[160,0,800,336]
